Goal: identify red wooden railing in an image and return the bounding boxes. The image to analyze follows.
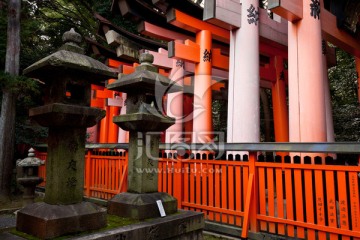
[36,142,360,239]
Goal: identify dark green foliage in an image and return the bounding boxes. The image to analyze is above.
[0,71,46,148]
[328,48,360,142]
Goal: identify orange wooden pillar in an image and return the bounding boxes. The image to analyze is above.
[287,0,327,160]
[356,57,360,165]
[192,30,213,143]
[107,99,120,143]
[167,9,229,144]
[271,56,289,157]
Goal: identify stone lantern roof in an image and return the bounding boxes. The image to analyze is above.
[107,52,182,94]
[23,28,117,82]
[16,148,44,167]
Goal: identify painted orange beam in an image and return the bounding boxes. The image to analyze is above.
[167,9,230,43]
[259,42,288,59]
[119,65,135,74]
[212,49,229,71]
[169,41,229,71]
[91,98,105,108]
[95,89,114,99]
[168,41,200,63]
[321,9,360,58]
[268,0,303,22]
[138,21,192,42]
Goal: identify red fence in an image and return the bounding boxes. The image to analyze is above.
[36,143,360,239]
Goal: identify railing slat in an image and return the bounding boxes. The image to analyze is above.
[215,164,221,222]
[221,164,228,223]
[267,167,276,233]
[228,165,235,225]
[285,167,295,237]
[208,162,214,221]
[325,171,338,240]
[258,167,267,231]
[235,165,242,226]
[315,169,327,240]
[304,167,315,239]
[275,167,285,235]
[349,172,360,240]
[337,171,350,240]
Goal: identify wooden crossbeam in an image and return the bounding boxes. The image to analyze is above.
[321,9,360,58]
[268,0,303,22]
[168,41,200,63]
[167,8,230,43]
[138,21,191,42]
[168,41,230,71]
[203,0,241,30]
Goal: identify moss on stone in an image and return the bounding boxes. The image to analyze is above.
[11,214,140,239]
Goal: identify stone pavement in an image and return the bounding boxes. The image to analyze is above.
[0,212,24,239]
[0,214,16,230]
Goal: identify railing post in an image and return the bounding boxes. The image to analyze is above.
[85,150,91,197]
[173,153,183,209]
[241,151,259,238]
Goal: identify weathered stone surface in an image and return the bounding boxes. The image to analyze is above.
[107,69,182,94]
[30,103,106,127]
[17,28,111,239]
[107,52,182,220]
[72,210,204,240]
[45,127,86,205]
[16,202,107,239]
[108,192,177,220]
[23,50,117,82]
[113,112,174,132]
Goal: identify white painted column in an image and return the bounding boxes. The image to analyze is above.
[227,0,260,148]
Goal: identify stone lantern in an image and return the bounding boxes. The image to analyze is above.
[106,52,182,220]
[16,148,44,206]
[16,28,117,239]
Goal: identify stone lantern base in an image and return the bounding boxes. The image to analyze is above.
[108,192,177,220]
[16,201,107,239]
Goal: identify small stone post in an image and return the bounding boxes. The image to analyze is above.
[107,52,182,220]
[16,29,117,239]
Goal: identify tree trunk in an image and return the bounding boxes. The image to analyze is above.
[0,0,20,203]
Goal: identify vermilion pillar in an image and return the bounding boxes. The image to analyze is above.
[165,58,184,143]
[107,104,120,143]
[356,57,360,165]
[192,30,213,143]
[227,0,260,146]
[272,56,289,156]
[99,105,109,143]
[288,0,326,146]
